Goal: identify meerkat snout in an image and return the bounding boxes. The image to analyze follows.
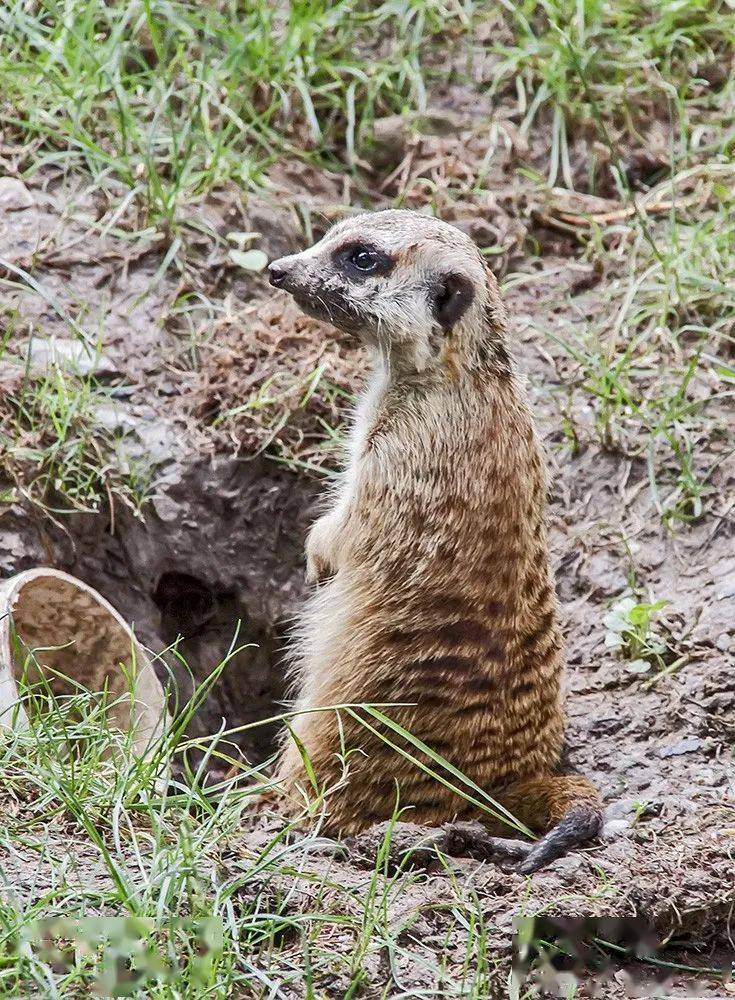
[267,260,291,288]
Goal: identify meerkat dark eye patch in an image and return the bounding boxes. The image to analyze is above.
[433,273,475,331]
[332,241,395,280]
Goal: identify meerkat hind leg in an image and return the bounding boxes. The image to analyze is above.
[401,822,534,866]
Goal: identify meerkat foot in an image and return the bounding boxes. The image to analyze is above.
[430,822,534,863]
[350,820,533,870]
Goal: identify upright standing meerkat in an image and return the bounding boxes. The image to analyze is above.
[268,210,601,872]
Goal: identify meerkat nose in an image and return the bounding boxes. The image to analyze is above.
[268,259,292,288]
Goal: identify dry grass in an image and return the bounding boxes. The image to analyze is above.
[192,296,364,476]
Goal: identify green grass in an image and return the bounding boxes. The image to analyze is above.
[0,673,266,996]
[491,0,735,187]
[545,169,735,521]
[492,0,735,524]
[211,362,350,478]
[0,654,535,998]
[0,0,467,236]
[0,333,152,516]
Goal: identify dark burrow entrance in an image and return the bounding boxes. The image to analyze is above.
[1,455,318,767]
[151,569,292,765]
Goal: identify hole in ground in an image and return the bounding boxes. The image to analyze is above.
[152,570,290,767]
[11,458,317,772]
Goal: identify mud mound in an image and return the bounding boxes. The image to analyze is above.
[193,295,365,473]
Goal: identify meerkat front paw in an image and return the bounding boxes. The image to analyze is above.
[306,546,334,585]
[305,515,341,585]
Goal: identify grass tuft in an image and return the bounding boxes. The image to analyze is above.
[0,0,467,233]
[0,336,152,516]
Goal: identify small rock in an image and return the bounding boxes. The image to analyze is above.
[604,798,638,821]
[660,736,702,758]
[699,691,735,713]
[151,495,181,524]
[95,405,139,434]
[28,338,117,377]
[604,798,663,822]
[715,632,734,652]
[551,854,583,877]
[588,715,624,737]
[601,819,632,841]
[0,177,34,211]
[715,573,735,600]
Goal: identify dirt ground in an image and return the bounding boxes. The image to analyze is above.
[1,87,734,997]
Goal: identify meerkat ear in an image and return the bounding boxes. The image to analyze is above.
[433,273,475,332]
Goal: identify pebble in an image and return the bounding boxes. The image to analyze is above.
[715,573,735,600]
[151,495,181,524]
[660,736,702,758]
[28,338,117,377]
[0,177,34,211]
[604,798,638,821]
[601,818,632,841]
[94,405,139,434]
[715,632,734,652]
[604,797,663,821]
[551,854,583,877]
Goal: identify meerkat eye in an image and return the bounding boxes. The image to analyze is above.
[349,247,381,272]
[334,242,394,279]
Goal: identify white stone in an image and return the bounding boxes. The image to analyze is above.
[28,338,117,377]
[0,177,34,211]
[601,818,632,841]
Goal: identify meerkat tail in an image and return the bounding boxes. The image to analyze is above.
[495,774,603,873]
[407,775,602,872]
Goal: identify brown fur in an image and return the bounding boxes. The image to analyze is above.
[269,210,601,867]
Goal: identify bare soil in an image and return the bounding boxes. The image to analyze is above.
[0,120,733,994]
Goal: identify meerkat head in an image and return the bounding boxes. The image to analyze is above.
[269,210,507,373]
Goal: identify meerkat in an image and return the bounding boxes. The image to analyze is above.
[267,210,602,873]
